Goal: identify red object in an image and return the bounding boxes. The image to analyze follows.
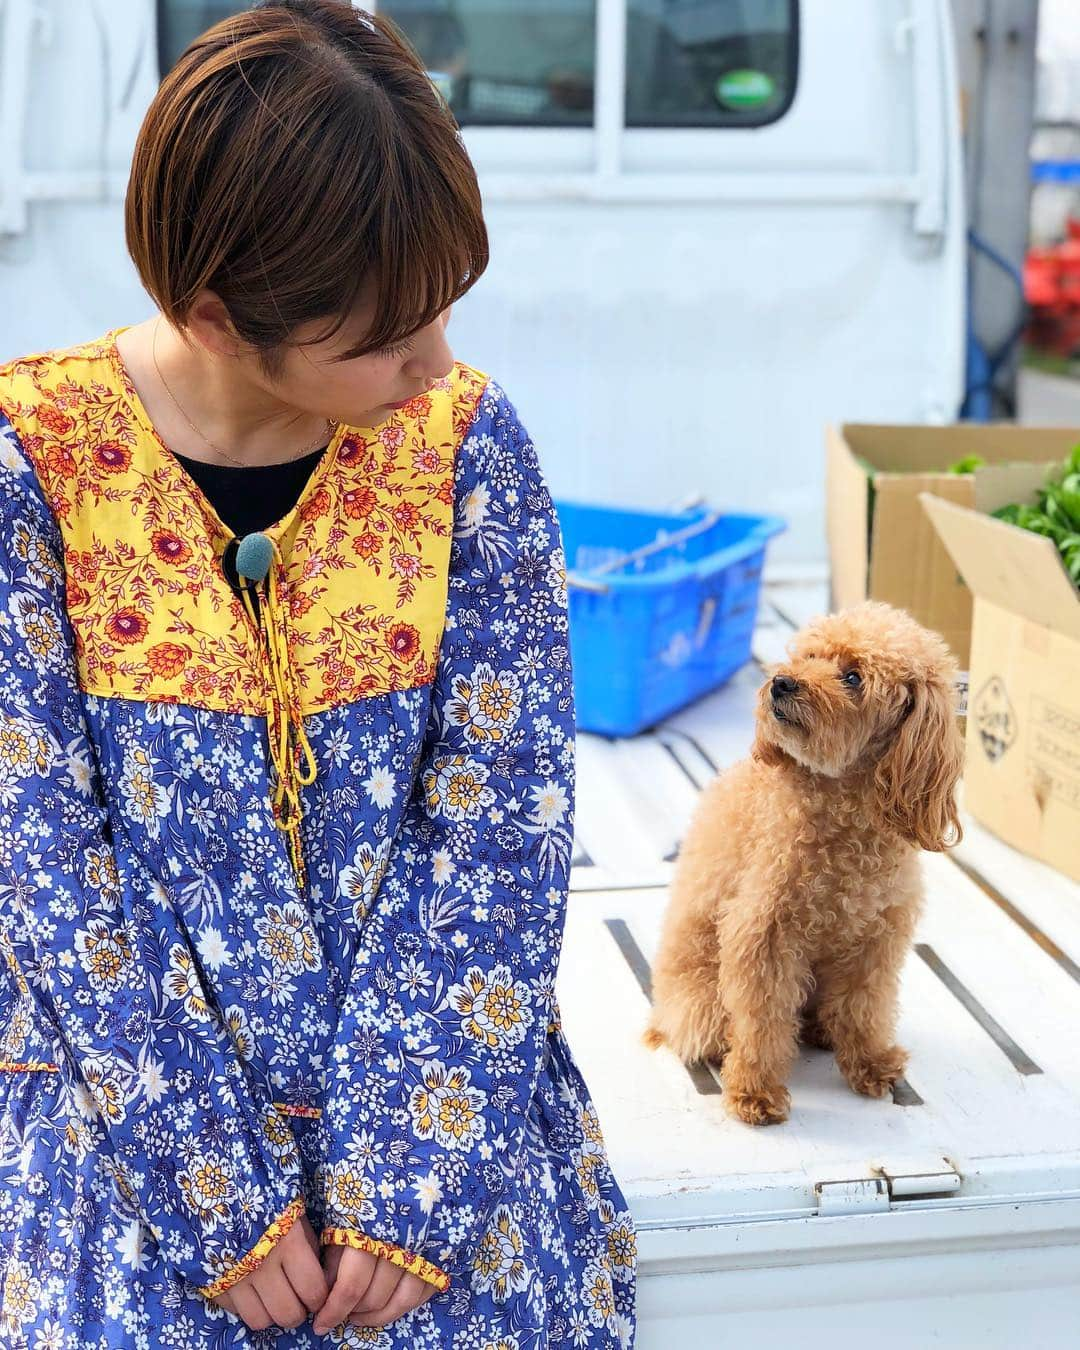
[1024,220,1080,356]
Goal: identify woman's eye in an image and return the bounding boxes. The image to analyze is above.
[842,670,862,688]
[377,340,413,359]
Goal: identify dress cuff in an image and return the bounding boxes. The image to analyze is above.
[196,1195,306,1300]
[320,1227,452,1292]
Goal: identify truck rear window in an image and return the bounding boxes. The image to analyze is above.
[158,2,798,131]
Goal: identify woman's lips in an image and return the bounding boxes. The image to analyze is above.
[385,383,434,410]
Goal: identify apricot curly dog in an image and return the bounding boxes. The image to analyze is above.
[642,600,964,1126]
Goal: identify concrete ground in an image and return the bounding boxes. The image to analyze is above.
[1018,366,1080,424]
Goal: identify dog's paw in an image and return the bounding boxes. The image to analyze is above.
[724,1083,791,1126]
[641,1025,664,1051]
[842,1045,909,1098]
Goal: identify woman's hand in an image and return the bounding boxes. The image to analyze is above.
[311,1245,440,1336]
[209,1213,329,1332]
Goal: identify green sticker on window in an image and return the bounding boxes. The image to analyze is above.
[715,69,776,112]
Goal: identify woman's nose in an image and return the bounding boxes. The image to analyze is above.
[413,313,455,382]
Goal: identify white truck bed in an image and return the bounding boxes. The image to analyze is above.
[557,574,1080,1348]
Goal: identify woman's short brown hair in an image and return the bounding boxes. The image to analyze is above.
[125,0,488,377]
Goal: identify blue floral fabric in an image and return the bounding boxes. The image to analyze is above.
[0,380,637,1348]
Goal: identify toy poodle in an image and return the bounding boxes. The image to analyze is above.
[642,600,964,1125]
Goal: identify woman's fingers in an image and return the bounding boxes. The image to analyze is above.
[258,1275,310,1333]
[229,1281,276,1333]
[210,1215,329,1332]
[312,1248,378,1336]
[282,1225,332,1316]
[348,1272,438,1328]
[349,1257,401,1315]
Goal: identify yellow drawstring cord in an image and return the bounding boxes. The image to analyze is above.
[237,535,318,893]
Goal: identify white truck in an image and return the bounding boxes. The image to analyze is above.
[0,0,965,563]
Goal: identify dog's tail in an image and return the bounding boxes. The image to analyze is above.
[641,1024,665,1051]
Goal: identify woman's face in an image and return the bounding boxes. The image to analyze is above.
[189,282,458,430]
[279,300,456,428]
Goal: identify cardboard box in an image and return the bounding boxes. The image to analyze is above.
[922,475,1080,884]
[826,424,1077,665]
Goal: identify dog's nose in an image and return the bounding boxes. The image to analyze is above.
[772,675,799,698]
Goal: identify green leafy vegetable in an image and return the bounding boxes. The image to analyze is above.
[947,455,986,474]
[991,441,1080,590]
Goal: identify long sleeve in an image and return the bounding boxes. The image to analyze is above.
[316,380,575,1292]
[0,414,304,1297]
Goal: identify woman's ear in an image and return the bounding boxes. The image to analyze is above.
[873,674,965,851]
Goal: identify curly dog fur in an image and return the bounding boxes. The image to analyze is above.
[642,600,965,1126]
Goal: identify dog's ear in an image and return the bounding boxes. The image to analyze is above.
[873,673,964,851]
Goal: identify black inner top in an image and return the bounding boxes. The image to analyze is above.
[173,442,330,619]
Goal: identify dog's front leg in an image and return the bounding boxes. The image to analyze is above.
[814,901,916,1099]
[717,910,808,1126]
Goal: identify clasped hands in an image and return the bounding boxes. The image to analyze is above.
[209,1214,440,1336]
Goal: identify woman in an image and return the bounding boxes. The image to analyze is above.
[0,2,637,1345]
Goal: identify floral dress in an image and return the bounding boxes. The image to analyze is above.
[0,329,637,1349]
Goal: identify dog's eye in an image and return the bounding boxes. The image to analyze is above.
[842,670,862,689]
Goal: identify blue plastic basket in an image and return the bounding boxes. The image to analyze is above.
[554,500,786,737]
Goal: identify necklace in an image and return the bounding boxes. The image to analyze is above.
[151,316,335,467]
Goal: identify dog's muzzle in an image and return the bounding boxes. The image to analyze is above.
[771,675,800,722]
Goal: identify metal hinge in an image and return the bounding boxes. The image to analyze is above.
[815,1159,962,1216]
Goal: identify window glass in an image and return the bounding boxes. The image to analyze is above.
[157,1,238,75]
[159,3,597,127]
[626,0,798,127]
[382,2,596,126]
[157,3,795,131]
